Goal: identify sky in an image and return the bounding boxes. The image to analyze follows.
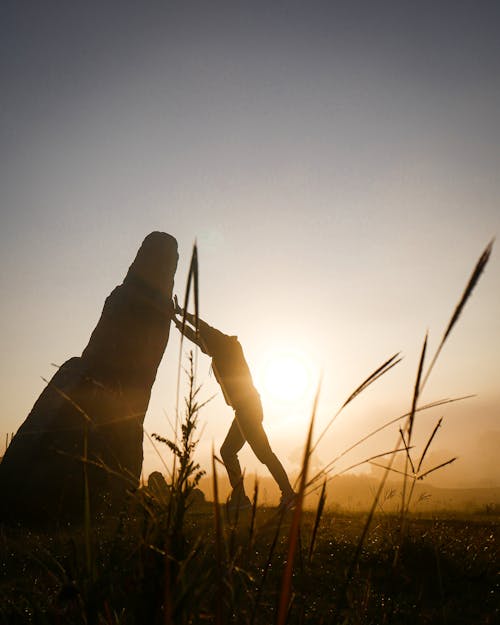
[1,1,499,490]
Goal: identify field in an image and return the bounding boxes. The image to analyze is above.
[2,241,498,624]
[1,502,498,624]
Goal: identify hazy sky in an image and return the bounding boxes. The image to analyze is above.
[1,1,499,488]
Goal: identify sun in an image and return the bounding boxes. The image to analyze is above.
[259,350,313,403]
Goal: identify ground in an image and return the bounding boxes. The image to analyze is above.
[1,504,498,624]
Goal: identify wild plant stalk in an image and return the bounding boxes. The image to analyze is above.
[211,448,223,625]
[174,241,200,476]
[306,447,410,499]
[369,455,457,484]
[152,352,206,544]
[421,239,494,391]
[2,242,494,625]
[310,353,402,456]
[404,417,443,514]
[306,395,473,492]
[311,241,492,516]
[399,333,427,529]
[330,239,494,613]
[146,349,208,623]
[395,240,493,552]
[308,479,327,564]
[335,437,401,624]
[276,380,320,625]
[248,478,259,548]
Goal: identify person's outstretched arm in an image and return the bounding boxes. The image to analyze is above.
[172,314,209,353]
[173,296,235,358]
[173,296,217,339]
[174,295,206,328]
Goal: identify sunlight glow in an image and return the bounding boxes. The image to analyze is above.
[259,350,313,403]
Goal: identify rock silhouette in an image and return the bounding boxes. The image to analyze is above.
[0,232,178,525]
[147,470,171,504]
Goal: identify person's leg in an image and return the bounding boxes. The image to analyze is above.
[220,418,247,498]
[239,418,294,497]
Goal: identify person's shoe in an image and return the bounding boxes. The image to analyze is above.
[278,491,299,511]
[226,493,252,513]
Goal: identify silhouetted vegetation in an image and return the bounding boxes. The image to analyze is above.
[0,502,497,623]
[1,240,498,624]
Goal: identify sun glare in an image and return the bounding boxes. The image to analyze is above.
[259,350,313,402]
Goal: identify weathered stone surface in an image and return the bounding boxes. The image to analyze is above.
[0,232,178,525]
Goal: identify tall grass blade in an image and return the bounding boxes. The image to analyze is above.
[175,243,197,395]
[311,353,401,453]
[407,333,428,442]
[192,242,199,337]
[418,457,457,480]
[338,438,401,620]
[175,242,199,472]
[399,427,415,475]
[306,447,410,497]
[341,353,402,410]
[227,470,246,557]
[307,395,472,490]
[211,447,223,625]
[180,242,199,340]
[335,447,410,476]
[442,239,493,343]
[250,513,284,625]
[277,379,320,625]
[416,418,443,473]
[308,479,326,564]
[248,478,259,547]
[368,462,415,479]
[422,239,494,389]
[400,333,427,547]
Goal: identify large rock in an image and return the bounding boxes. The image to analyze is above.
[0,232,178,525]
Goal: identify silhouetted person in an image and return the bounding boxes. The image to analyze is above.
[173,300,295,510]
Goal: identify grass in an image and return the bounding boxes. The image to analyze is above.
[0,508,497,624]
[0,239,498,624]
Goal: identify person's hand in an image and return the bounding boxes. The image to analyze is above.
[172,314,199,345]
[173,295,183,315]
[172,314,191,333]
